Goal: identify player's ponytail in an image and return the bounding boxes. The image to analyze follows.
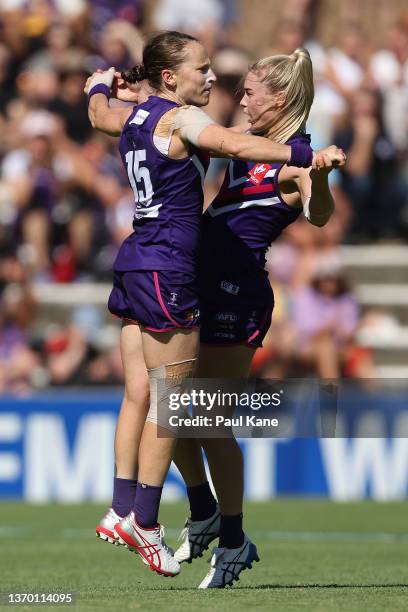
[121,64,146,83]
[249,47,314,143]
[292,48,310,63]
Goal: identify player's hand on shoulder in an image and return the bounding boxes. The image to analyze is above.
[84,67,115,95]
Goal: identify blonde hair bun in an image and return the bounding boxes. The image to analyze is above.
[292,48,310,62]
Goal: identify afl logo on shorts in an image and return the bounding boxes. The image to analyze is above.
[215,312,238,323]
[220,280,239,295]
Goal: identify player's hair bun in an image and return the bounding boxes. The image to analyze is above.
[292,48,311,62]
[121,64,146,83]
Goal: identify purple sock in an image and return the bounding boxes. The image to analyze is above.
[219,513,244,549]
[112,477,138,517]
[133,482,163,528]
[187,482,217,521]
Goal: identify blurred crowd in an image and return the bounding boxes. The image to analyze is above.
[0,0,407,390]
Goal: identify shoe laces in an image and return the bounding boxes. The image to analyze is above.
[159,525,172,555]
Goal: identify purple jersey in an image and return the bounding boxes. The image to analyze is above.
[114,96,210,274]
[198,134,309,347]
[202,134,309,269]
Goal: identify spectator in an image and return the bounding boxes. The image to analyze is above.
[324,22,367,103]
[370,20,408,152]
[289,257,359,378]
[152,0,234,54]
[334,87,406,240]
[1,110,61,275]
[0,281,40,392]
[0,44,13,115]
[87,20,144,72]
[0,1,406,389]
[48,62,93,143]
[44,304,122,385]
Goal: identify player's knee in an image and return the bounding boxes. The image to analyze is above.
[146,358,197,428]
[124,378,150,408]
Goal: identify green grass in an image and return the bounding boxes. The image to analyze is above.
[1,501,408,611]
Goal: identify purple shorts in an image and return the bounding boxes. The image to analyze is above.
[108,270,200,332]
[199,269,274,348]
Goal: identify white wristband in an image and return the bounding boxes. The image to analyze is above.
[86,67,115,95]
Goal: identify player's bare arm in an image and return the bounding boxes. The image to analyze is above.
[85,68,133,136]
[198,123,292,163]
[88,95,132,136]
[197,123,342,170]
[278,145,346,226]
[227,122,251,134]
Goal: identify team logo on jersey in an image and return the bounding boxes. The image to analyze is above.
[247,163,272,185]
[220,280,240,295]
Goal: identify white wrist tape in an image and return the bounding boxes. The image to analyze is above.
[88,67,115,92]
[173,106,215,146]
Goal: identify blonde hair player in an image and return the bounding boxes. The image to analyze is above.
[172,47,346,589]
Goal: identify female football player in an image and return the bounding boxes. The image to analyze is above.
[86,32,344,583]
[172,47,346,589]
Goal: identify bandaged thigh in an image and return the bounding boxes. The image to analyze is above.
[146,358,197,428]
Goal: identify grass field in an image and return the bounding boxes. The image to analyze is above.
[1,501,408,611]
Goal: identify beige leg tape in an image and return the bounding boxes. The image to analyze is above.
[146,358,196,428]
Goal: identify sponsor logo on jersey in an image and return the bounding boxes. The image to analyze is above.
[215,312,238,323]
[247,163,273,185]
[220,280,240,295]
[129,109,150,126]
